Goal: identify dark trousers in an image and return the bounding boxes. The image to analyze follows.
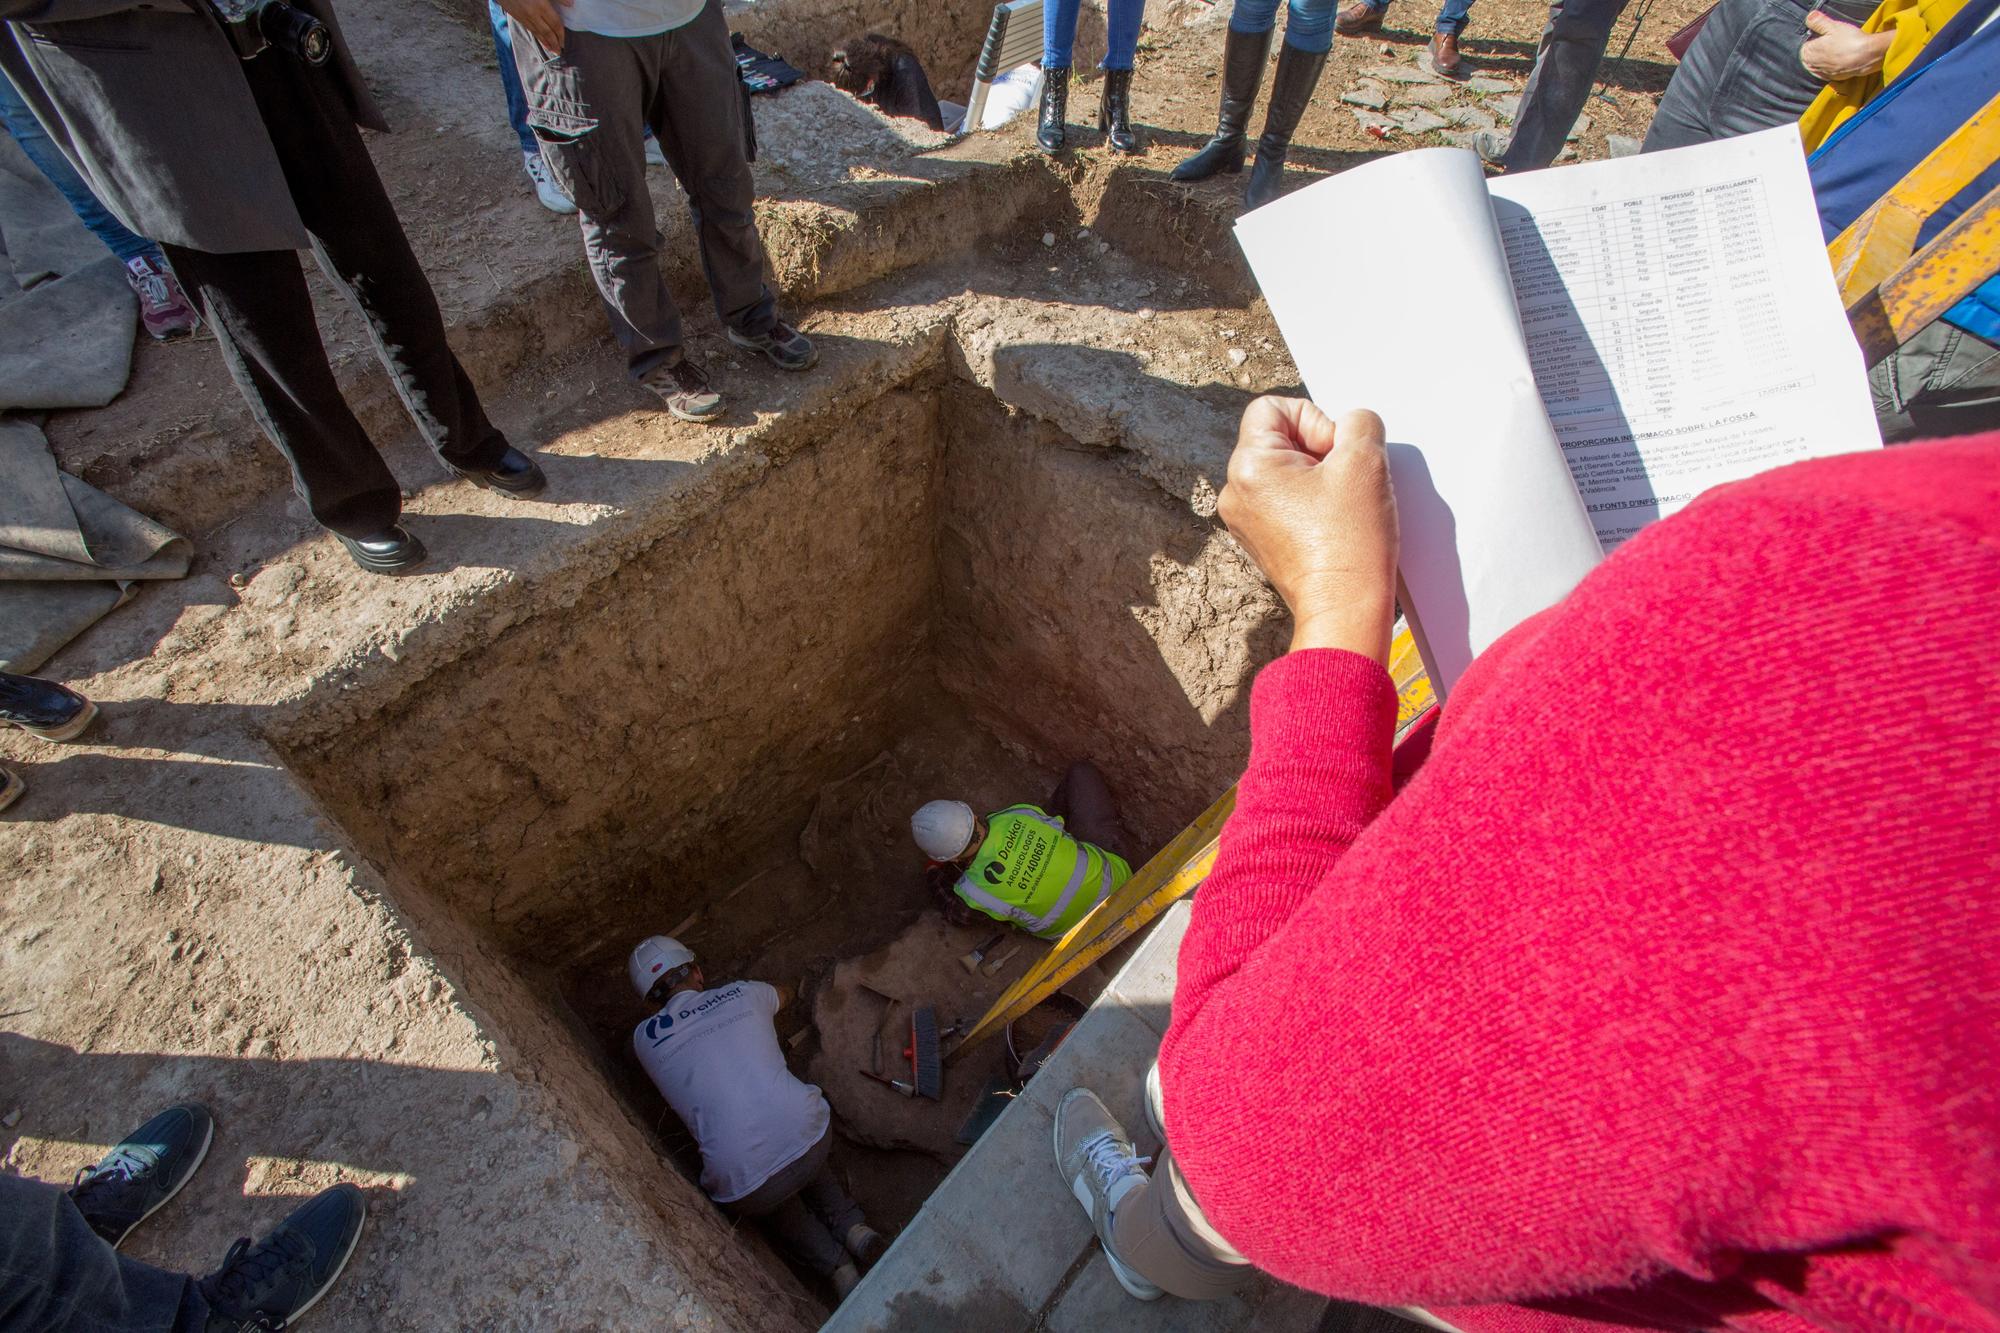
[0,1174,209,1331]
[1498,0,1631,172]
[512,3,777,381]
[1870,320,2000,443]
[1048,760,1129,861]
[161,55,509,540]
[720,1128,863,1277]
[1642,0,1823,151]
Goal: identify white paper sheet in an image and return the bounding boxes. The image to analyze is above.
[1235,148,1604,695]
[1489,126,1882,550]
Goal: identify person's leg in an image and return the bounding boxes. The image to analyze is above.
[653,2,780,339]
[520,28,691,380]
[1044,0,1084,66]
[0,71,155,266]
[1434,0,1472,33]
[798,1163,866,1242]
[243,57,513,475]
[1640,0,1818,151]
[1047,760,1129,860]
[1102,0,1146,68]
[1496,0,1630,171]
[486,0,540,155]
[1108,1145,1256,1301]
[159,242,403,539]
[1869,320,2000,443]
[0,1174,210,1332]
[724,1135,852,1279]
[1282,0,1338,51]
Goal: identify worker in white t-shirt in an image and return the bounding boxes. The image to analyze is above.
[628,936,886,1297]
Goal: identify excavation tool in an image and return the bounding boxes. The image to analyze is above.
[948,622,1438,1061]
[959,932,1007,974]
[979,944,1023,977]
[858,985,944,1101]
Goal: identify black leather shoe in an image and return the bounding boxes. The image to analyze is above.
[0,671,97,741]
[1098,67,1140,154]
[1037,65,1071,153]
[452,446,546,497]
[336,525,428,575]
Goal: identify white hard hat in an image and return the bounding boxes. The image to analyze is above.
[628,935,696,1000]
[911,799,977,861]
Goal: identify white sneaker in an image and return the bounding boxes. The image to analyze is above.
[523,150,575,214]
[830,1260,861,1300]
[1054,1088,1164,1301]
[643,135,667,168]
[1144,1061,1166,1144]
[844,1222,886,1265]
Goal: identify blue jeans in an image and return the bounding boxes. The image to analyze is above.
[0,71,158,265]
[488,0,540,154]
[1045,0,1147,70]
[0,1175,209,1331]
[1357,0,1475,33]
[1229,0,1338,52]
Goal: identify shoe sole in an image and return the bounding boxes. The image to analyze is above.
[456,469,548,498]
[12,698,98,743]
[338,535,429,575]
[1053,1104,1164,1302]
[109,1112,214,1250]
[285,1204,366,1327]
[665,400,726,423]
[0,771,22,813]
[727,329,820,373]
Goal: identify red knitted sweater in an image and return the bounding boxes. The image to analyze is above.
[1159,436,2000,1333]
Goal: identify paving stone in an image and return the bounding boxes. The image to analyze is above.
[1365,63,1443,84]
[1395,83,1453,106]
[1102,900,1189,1035]
[1023,995,1165,1159]
[1340,89,1389,110]
[1391,108,1450,134]
[1443,104,1497,129]
[1438,129,1481,149]
[1467,76,1518,94]
[1352,109,1398,136]
[1566,113,1592,140]
[1486,93,1520,120]
[1608,134,1643,157]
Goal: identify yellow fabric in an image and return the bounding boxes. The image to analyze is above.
[1798,0,1974,151]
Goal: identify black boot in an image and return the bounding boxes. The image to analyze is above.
[1097,67,1140,154]
[1037,65,1071,153]
[1172,27,1274,181]
[1244,42,1328,209]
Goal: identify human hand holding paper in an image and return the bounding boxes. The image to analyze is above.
[1219,397,1399,666]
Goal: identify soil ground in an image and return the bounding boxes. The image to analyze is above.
[4,0,1713,1324]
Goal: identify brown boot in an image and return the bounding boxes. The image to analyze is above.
[1427,31,1465,76]
[1334,1,1386,35]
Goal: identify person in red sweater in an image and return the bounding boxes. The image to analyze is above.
[1053,397,2000,1332]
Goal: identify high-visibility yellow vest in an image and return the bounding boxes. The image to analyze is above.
[953,804,1131,940]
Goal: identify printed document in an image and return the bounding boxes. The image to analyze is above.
[1235,126,1881,694]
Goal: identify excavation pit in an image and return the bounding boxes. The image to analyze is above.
[276,370,1286,1322]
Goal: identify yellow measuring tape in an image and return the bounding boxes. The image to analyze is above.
[946,624,1435,1062]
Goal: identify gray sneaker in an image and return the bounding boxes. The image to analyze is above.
[1143,1061,1165,1145]
[642,357,725,422]
[727,320,818,372]
[1472,130,1510,167]
[1054,1088,1163,1301]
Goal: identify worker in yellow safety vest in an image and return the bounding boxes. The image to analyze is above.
[911,762,1135,941]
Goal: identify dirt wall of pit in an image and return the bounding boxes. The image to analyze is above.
[933,385,1286,850]
[286,389,942,964]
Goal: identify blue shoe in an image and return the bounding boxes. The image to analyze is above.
[200,1183,367,1331]
[0,671,97,742]
[68,1103,215,1248]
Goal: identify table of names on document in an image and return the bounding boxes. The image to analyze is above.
[1500,177,1813,438]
